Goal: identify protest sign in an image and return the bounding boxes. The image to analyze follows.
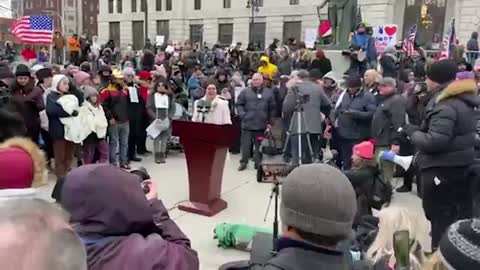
[373,24,398,53]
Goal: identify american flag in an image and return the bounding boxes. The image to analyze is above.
[402,24,417,58]
[356,7,363,26]
[439,18,456,60]
[11,15,54,44]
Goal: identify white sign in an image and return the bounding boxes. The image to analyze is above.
[304,28,317,49]
[156,35,165,46]
[373,24,398,54]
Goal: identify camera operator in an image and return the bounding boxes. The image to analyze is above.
[256,164,357,270]
[60,164,199,270]
[402,60,478,249]
[282,70,332,164]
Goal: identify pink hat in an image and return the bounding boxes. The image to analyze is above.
[0,138,47,189]
[353,141,374,160]
[73,71,91,85]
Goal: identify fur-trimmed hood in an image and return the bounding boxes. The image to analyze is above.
[437,79,480,106]
[0,137,47,188]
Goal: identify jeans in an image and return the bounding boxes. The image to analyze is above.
[421,166,472,249]
[83,140,109,164]
[128,116,143,159]
[240,130,264,166]
[108,122,130,166]
[375,146,395,185]
[290,134,321,165]
[153,129,171,154]
[53,139,75,178]
[70,51,79,65]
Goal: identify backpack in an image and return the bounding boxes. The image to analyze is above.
[368,171,393,210]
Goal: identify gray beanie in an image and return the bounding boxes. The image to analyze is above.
[280,164,357,238]
[81,86,98,99]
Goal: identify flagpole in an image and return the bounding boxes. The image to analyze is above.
[49,18,54,64]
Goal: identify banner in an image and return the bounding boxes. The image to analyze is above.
[373,24,398,54]
[304,28,317,49]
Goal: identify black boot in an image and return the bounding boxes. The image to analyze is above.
[396,185,412,193]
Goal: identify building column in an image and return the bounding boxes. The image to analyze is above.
[233,17,249,47]
[203,18,218,46]
[265,16,283,46]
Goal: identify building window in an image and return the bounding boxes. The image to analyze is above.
[283,21,301,43]
[156,20,170,44]
[403,0,447,49]
[156,0,161,11]
[108,0,114,13]
[67,15,75,21]
[194,0,201,10]
[132,0,137,12]
[218,23,233,45]
[190,24,203,44]
[166,0,172,10]
[257,0,263,7]
[117,0,122,13]
[67,0,74,7]
[223,0,231,8]
[132,21,145,50]
[141,0,146,11]
[109,21,121,47]
[249,22,266,50]
[290,0,299,5]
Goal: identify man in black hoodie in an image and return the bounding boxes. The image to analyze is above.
[403,60,479,249]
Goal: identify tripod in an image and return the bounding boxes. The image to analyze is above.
[282,88,314,165]
[264,180,280,253]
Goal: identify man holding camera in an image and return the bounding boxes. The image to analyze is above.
[402,59,478,249]
[236,73,276,171]
[256,164,357,270]
[282,70,332,165]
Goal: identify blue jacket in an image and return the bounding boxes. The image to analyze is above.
[187,76,202,100]
[46,92,72,140]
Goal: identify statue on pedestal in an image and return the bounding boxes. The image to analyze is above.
[318,0,358,47]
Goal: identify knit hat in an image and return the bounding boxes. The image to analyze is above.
[346,74,362,88]
[353,141,374,159]
[0,62,13,79]
[426,59,457,84]
[36,68,53,82]
[0,109,26,143]
[439,219,480,270]
[0,137,47,189]
[81,85,98,99]
[281,164,357,239]
[122,67,136,77]
[98,64,112,75]
[73,71,91,85]
[456,71,475,80]
[15,64,31,77]
[31,64,44,74]
[309,69,323,81]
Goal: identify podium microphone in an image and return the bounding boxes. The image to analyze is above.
[196,99,211,123]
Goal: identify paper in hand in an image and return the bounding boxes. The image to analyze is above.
[128,87,139,103]
[154,93,169,109]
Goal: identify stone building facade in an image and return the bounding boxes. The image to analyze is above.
[97,0,480,49]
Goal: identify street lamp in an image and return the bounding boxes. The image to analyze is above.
[246,0,261,23]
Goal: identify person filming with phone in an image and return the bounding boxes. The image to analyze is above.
[60,164,199,270]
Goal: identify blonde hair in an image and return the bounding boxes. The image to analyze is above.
[366,206,427,269]
[424,252,449,270]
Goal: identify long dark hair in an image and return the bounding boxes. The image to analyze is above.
[10,77,35,94]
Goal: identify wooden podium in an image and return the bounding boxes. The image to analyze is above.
[172,120,234,216]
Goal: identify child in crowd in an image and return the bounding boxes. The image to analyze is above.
[80,86,108,164]
[147,77,176,164]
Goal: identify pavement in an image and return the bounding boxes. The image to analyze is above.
[36,151,432,270]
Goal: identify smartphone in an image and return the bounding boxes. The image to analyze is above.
[393,230,410,270]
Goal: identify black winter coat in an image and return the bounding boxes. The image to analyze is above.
[411,79,480,169]
[334,89,377,140]
[309,58,332,76]
[371,93,406,146]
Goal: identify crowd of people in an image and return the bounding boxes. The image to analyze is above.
[0,27,480,269]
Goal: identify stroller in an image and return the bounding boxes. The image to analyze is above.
[167,103,190,152]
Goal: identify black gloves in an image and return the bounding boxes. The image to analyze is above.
[71,110,79,117]
[402,124,419,137]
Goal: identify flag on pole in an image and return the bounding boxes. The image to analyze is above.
[439,18,456,60]
[11,15,54,44]
[402,24,417,58]
[356,6,363,26]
